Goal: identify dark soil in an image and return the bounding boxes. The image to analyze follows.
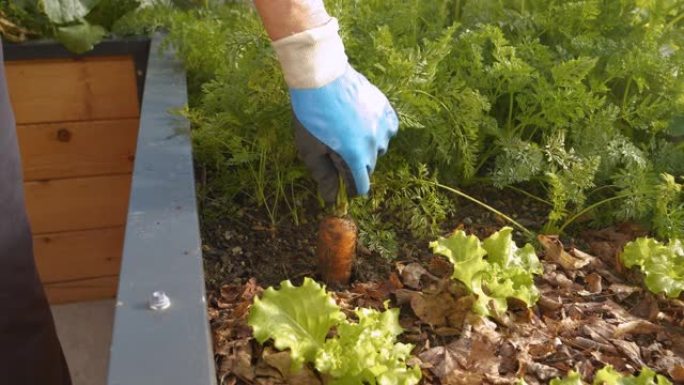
[202,186,550,291]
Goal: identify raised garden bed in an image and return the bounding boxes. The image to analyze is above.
[4,34,216,385]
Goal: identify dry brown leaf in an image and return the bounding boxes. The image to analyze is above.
[411,291,458,326]
[586,272,602,294]
[568,336,619,354]
[262,348,292,378]
[581,319,615,343]
[521,359,562,381]
[387,271,404,290]
[527,342,556,359]
[419,345,465,379]
[428,255,454,278]
[613,320,663,338]
[609,284,640,300]
[467,334,501,376]
[538,295,563,314]
[220,339,255,382]
[669,364,684,382]
[468,314,502,344]
[630,294,660,321]
[442,369,484,385]
[420,330,472,379]
[497,342,519,378]
[590,351,629,371]
[287,366,321,385]
[401,262,429,289]
[394,289,418,305]
[538,235,591,270]
[446,295,475,329]
[611,339,645,368]
[435,327,462,337]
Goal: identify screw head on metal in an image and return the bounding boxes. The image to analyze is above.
[149,290,171,311]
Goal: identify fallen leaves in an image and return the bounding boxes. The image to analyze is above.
[208,227,684,385]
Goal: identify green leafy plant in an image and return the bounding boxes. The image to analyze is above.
[114,0,684,252]
[550,370,585,385]
[530,365,673,384]
[430,227,542,317]
[620,237,684,298]
[248,278,422,385]
[593,365,672,385]
[1,0,142,53]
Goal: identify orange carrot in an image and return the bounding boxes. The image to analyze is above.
[317,177,357,287]
[317,214,357,287]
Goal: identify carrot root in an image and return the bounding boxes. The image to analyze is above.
[317,215,357,287]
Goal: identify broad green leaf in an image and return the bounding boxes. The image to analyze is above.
[482,227,542,274]
[550,370,585,385]
[593,365,672,385]
[248,278,344,371]
[593,365,623,384]
[41,0,101,24]
[86,0,140,30]
[620,237,684,298]
[470,277,506,316]
[488,265,540,306]
[315,306,420,385]
[430,230,488,287]
[432,229,542,317]
[55,22,105,54]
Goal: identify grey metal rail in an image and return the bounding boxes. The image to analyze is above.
[107,34,216,385]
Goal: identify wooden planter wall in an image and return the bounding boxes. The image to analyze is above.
[6,54,141,304]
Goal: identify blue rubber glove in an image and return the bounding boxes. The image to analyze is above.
[272,18,398,204]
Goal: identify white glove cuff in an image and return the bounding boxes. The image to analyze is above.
[272,18,348,89]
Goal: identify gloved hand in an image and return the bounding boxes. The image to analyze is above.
[272,18,398,204]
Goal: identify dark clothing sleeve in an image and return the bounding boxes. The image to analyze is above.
[0,39,72,385]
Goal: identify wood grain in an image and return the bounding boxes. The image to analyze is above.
[24,174,132,234]
[6,56,140,124]
[34,226,124,284]
[44,275,119,304]
[18,119,139,181]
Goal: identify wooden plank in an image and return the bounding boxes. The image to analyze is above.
[6,56,140,124]
[24,174,132,234]
[34,226,124,284]
[18,119,139,181]
[44,275,119,304]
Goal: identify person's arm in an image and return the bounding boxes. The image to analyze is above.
[253,0,399,204]
[253,0,330,41]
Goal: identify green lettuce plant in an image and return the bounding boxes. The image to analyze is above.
[529,365,673,384]
[248,278,421,385]
[430,227,542,317]
[593,365,672,384]
[620,237,684,298]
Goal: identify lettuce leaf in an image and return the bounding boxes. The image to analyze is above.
[620,237,684,298]
[592,365,672,385]
[247,278,344,370]
[430,227,541,317]
[550,370,585,385]
[248,279,421,384]
[430,230,488,287]
[482,227,542,274]
[315,306,421,385]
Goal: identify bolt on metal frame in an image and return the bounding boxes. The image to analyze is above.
[106,34,216,385]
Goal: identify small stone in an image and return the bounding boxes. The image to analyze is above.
[231,246,243,255]
[463,217,473,225]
